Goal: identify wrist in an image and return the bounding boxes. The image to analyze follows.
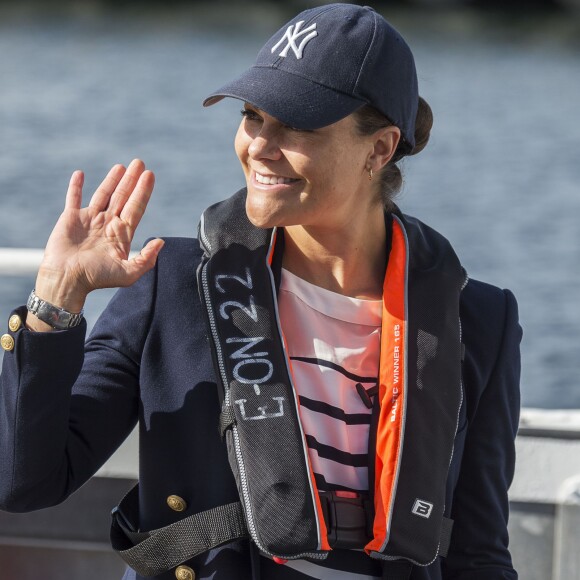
[26,311,56,333]
[35,266,88,314]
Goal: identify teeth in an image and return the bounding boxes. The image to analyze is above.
[255,172,295,185]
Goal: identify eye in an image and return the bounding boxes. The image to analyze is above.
[240,108,261,123]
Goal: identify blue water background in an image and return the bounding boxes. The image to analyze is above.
[0,5,579,408]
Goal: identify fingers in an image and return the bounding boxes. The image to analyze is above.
[86,159,152,219]
[107,159,147,215]
[64,170,85,210]
[119,169,155,230]
[89,164,127,211]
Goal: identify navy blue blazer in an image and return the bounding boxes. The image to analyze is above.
[0,237,521,580]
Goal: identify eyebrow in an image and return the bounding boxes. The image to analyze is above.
[243,102,263,113]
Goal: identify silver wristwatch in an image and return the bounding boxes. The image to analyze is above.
[26,290,84,330]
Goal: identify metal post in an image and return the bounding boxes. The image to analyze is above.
[553,475,580,580]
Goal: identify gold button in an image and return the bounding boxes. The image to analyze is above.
[167,495,187,512]
[8,315,22,332]
[175,565,195,580]
[1,334,15,352]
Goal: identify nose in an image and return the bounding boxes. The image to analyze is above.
[247,125,282,162]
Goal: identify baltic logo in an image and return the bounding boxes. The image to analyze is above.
[412,499,434,519]
[271,20,318,59]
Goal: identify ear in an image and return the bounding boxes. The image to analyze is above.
[367,126,401,172]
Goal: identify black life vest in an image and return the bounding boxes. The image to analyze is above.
[197,189,465,563]
[111,188,466,577]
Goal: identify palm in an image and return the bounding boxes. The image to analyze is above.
[41,160,163,297]
[48,207,134,290]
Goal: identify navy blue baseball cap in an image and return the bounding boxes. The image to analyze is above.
[203,4,419,153]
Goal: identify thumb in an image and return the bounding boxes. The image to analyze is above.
[122,238,165,285]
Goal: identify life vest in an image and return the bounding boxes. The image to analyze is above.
[111,188,466,577]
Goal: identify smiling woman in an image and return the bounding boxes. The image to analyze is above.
[0,4,521,580]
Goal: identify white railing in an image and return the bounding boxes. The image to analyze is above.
[0,248,44,275]
[0,247,138,276]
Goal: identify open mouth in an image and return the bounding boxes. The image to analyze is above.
[254,172,299,186]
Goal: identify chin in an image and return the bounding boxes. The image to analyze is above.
[246,208,288,230]
[245,198,281,230]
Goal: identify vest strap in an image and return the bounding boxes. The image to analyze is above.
[110,484,452,576]
[110,484,248,577]
[438,516,454,558]
[318,491,373,549]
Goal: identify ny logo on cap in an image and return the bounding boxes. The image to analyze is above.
[271,21,318,59]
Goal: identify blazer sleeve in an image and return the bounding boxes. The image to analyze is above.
[442,287,522,579]
[0,262,158,513]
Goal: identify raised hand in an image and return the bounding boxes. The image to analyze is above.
[30,160,164,330]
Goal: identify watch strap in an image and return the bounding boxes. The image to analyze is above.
[27,289,84,330]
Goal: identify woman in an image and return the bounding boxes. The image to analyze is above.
[0,4,520,580]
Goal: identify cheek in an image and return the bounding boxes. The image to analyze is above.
[327,146,365,187]
[234,125,250,169]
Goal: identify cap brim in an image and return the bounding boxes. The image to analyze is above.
[203,66,366,130]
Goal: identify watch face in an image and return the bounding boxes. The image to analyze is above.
[55,309,72,328]
[37,300,69,329]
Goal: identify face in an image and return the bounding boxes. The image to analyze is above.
[234,104,380,231]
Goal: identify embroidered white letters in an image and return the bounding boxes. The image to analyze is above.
[213,267,281,419]
[391,324,402,422]
[271,20,318,59]
[235,385,286,422]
